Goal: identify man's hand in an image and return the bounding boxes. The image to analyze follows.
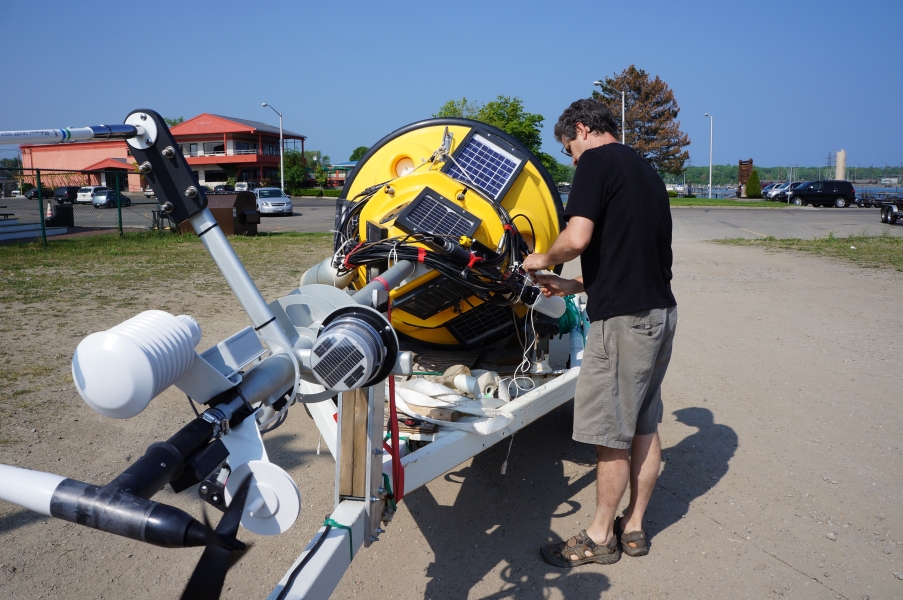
[522,252,548,275]
[533,273,584,297]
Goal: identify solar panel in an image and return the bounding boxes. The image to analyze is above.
[395,188,481,240]
[393,274,467,320]
[312,338,365,388]
[445,302,514,347]
[445,133,523,201]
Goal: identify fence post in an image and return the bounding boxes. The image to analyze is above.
[115,171,123,237]
[36,169,47,245]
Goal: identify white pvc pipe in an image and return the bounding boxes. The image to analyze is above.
[0,127,95,146]
[0,465,65,516]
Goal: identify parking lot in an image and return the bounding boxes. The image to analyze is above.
[4,194,903,242]
[672,205,903,241]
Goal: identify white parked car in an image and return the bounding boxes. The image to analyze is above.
[765,182,790,200]
[254,188,293,216]
[76,186,109,204]
[234,182,260,193]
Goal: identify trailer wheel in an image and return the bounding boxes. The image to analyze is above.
[890,211,899,225]
[881,207,889,223]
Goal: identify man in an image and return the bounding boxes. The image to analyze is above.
[523,98,677,567]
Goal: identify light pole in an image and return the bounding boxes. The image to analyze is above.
[593,80,625,144]
[261,102,284,191]
[704,113,713,198]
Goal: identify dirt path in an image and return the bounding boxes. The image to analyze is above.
[1,240,902,599]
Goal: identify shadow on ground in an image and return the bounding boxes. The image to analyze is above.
[403,404,737,598]
[645,407,738,543]
[405,403,610,600]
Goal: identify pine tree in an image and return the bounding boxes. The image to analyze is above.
[592,65,690,175]
[746,169,762,198]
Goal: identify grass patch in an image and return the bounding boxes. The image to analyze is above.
[715,231,903,271]
[0,231,334,305]
[670,198,781,208]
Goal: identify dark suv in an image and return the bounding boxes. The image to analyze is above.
[788,180,856,208]
[54,186,81,204]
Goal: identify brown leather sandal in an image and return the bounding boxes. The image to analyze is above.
[614,516,649,557]
[540,530,620,567]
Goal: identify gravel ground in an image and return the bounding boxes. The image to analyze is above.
[0,238,902,599]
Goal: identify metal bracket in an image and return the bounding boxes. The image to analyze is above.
[124,109,207,223]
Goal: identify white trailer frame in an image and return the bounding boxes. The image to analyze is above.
[270,367,579,599]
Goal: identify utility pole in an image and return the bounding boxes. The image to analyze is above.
[704,113,713,198]
[592,80,626,145]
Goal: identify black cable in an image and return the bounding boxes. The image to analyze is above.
[511,213,537,244]
[275,524,332,600]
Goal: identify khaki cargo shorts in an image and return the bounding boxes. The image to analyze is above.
[573,306,677,449]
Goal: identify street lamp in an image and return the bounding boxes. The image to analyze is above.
[261,102,284,192]
[704,113,713,198]
[593,80,625,145]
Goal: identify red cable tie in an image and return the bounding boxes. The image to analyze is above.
[466,254,482,269]
[373,276,390,291]
[343,242,363,268]
[417,247,427,263]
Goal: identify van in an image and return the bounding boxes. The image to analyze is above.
[234,182,260,192]
[54,186,81,204]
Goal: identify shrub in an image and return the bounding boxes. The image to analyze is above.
[746,169,762,198]
[684,193,696,198]
[322,190,342,198]
[293,188,323,197]
[667,190,678,198]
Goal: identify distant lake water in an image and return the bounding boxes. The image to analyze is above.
[560,193,568,205]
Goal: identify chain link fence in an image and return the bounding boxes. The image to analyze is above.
[0,167,175,244]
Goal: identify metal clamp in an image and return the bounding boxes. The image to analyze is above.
[201,407,230,438]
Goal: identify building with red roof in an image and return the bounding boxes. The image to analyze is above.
[20,113,306,190]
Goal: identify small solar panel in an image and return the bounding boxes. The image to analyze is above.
[445,133,524,201]
[313,338,365,388]
[393,274,467,320]
[395,187,481,240]
[445,303,514,347]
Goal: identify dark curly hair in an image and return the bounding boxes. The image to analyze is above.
[553,98,619,143]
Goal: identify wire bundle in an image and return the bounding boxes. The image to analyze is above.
[332,185,534,310]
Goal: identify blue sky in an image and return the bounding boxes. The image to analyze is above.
[3,0,901,172]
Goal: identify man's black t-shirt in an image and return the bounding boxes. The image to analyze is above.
[564,143,676,322]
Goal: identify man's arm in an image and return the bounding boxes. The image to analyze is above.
[522,216,594,274]
[534,274,584,297]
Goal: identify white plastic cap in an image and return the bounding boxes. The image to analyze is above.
[531,293,567,319]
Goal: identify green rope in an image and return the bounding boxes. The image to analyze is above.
[382,473,397,511]
[412,370,443,375]
[323,518,354,561]
[557,295,587,344]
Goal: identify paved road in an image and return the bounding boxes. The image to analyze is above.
[672,206,903,241]
[258,200,903,241]
[257,197,336,234]
[7,195,901,241]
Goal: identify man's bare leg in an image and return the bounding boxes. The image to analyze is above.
[584,445,629,549]
[619,432,661,544]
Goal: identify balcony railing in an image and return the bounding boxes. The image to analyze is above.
[182,149,274,158]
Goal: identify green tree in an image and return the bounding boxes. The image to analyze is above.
[349,146,369,161]
[164,116,184,128]
[592,65,690,175]
[434,97,481,119]
[314,164,328,188]
[304,150,330,168]
[435,95,573,186]
[745,169,762,198]
[283,149,308,191]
